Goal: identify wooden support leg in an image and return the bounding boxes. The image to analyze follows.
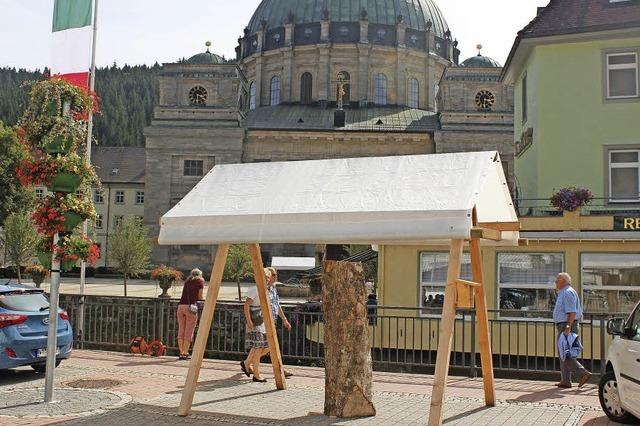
[470,238,496,406]
[248,243,286,390]
[178,244,229,416]
[428,239,463,426]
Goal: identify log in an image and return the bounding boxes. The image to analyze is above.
[322,260,376,418]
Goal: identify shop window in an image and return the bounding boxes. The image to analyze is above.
[606,52,638,99]
[497,252,564,318]
[300,72,313,104]
[114,190,125,204]
[270,76,280,106]
[609,149,640,202]
[581,253,640,314]
[135,191,145,205]
[419,252,472,312]
[183,159,204,177]
[407,78,419,108]
[374,73,387,105]
[249,82,256,110]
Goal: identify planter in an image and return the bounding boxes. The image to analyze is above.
[63,212,83,231]
[37,252,52,269]
[158,278,174,298]
[44,100,59,117]
[61,259,76,272]
[47,173,81,194]
[44,135,74,155]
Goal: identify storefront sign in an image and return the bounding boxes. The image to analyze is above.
[614,215,640,230]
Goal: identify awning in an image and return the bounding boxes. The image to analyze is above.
[159,151,519,245]
[270,256,316,271]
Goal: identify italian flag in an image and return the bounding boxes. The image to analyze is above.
[51,0,93,88]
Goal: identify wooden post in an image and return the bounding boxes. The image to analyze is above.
[428,239,463,426]
[178,244,229,416]
[469,237,496,406]
[248,243,286,390]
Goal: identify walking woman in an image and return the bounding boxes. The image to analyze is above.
[176,268,205,360]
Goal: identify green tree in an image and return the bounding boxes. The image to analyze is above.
[0,122,33,224]
[108,216,151,296]
[0,212,38,283]
[223,244,253,301]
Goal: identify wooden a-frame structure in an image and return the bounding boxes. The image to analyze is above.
[158,151,520,425]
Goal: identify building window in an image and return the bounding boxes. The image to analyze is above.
[420,252,472,310]
[95,214,103,229]
[521,74,527,123]
[114,215,124,227]
[407,78,419,108]
[582,253,640,314]
[497,253,564,317]
[270,76,280,106]
[606,52,638,99]
[114,190,125,204]
[300,72,313,104]
[135,191,145,205]
[609,149,640,202]
[183,159,204,177]
[374,73,387,105]
[249,82,256,110]
[94,190,104,204]
[35,188,44,199]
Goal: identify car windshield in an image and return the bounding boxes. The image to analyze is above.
[0,292,49,312]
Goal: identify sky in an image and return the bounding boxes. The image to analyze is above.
[0,0,549,70]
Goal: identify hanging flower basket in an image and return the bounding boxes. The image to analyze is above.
[43,134,75,155]
[62,212,83,231]
[54,235,100,267]
[61,258,77,272]
[550,187,594,212]
[37,252,52,270]
[44,100,60,117]
[47,172,81,193]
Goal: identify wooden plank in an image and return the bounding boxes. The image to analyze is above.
[248,243,287,390]
[470,237,496,406]
[428,239,463,426]
[454,279,480,288]
[178,244,229,417]
[470,227,502,241]
[477,221,520,231]
[518,238,529,246]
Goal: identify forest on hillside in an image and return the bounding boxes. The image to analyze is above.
[0,63,161,147]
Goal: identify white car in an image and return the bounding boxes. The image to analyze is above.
[599,301,640,424]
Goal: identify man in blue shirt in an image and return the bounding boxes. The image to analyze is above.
[553,272,591,388]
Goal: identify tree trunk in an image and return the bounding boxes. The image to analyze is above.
[236,279,242,301]
[16,265,21,284]
[124,275,128,297]
[322,260,376,418]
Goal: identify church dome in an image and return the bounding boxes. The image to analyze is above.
[461,54,501,68]
[247,0,450,37]
[186,42,224,65]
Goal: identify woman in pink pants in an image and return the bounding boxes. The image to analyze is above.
[176,268,204,360]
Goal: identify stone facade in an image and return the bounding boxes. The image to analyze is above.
[435,65,515,189]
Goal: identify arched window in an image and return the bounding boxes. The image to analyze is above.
[374,73,387,105]
[249,82,256,110]
[337,71,351,105]
[300,72,313,104]
[270,76,280,106]
[407,78,419,108]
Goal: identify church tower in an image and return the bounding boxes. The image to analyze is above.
[144,42,248,268]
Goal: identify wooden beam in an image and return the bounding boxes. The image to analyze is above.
[477,221,520,231]
[428,239,463,426]
[178,244,229,417]
[248,243,286,390]
[518,238,529,246]
[454,279,480,288]
[470,227,502,241]
[470,238,496,406]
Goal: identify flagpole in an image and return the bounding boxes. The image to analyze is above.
[79,0,98,348]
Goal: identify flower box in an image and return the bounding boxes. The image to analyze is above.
[62,212,83,231]
[47,173,81,194]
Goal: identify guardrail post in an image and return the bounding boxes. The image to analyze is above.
[470,311,477,378]
[600,314,606,375]
[158,298,165,344]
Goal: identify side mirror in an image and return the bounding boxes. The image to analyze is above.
[607,317,626,336]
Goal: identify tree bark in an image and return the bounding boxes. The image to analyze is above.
[124,275,128,297]
[16,265,21,284]
[322,260,376,418]
[236,279,242,301]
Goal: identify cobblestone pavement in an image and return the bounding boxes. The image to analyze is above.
[0,350,622,425]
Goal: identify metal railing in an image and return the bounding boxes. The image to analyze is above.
[59,295,624,378]
[516,197,640,217]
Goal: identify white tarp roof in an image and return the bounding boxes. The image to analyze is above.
[159,151,519,245]
[271,257,316,271]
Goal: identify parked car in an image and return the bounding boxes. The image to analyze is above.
[599,300,640,424]
[0,283,73,372]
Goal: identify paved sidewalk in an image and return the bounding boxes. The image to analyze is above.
[0,350,620,425]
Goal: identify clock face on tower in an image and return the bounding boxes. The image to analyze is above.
[189,86,207,106]
[475,90,495,110]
